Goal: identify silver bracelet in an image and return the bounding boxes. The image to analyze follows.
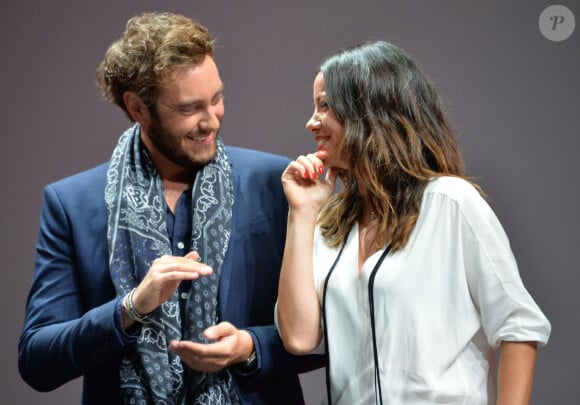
[242,350,257,369]
[122,288,151,324]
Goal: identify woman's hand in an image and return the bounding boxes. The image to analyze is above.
[281,151,338,214]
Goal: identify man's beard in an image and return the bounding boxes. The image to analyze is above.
[146,114,218,170]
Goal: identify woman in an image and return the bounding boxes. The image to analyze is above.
[276,41,550,404]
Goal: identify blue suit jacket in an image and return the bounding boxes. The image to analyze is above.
[19,146,324,404]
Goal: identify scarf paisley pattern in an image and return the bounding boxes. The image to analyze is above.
[105,124,239,404]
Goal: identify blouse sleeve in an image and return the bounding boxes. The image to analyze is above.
[457,183,551,349]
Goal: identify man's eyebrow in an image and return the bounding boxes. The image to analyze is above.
[213,84,225,99]
[177,84,225,108]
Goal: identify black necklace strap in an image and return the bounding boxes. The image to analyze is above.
[321,229,350,405]
[368,244,392,405]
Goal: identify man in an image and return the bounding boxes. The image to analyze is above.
[18,12,323,404]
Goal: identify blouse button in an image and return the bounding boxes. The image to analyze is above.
[177,241,185,250]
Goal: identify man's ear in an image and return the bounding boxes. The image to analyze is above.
[123,91,150,124]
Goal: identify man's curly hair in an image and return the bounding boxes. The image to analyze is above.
[96,12,214,120]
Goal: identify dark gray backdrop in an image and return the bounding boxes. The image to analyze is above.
[2,1,578,404]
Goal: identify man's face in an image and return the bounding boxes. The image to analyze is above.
[142,55,225,171]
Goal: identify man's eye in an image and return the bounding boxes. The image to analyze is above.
[180,105,201,115]
[212,94,224,105]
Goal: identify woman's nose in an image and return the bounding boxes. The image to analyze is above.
[306,113,321,132]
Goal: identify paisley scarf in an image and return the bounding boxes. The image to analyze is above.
[105,124,239,404]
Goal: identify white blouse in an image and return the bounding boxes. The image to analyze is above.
[311,177,550,405]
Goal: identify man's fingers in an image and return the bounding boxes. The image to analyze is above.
[204,322,234,341]
[169,339,229,361]
[184,250,201,261]
[151,255,213,277]
[169,339,231,372]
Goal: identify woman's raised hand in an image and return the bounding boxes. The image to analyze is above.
[281,151,338,214]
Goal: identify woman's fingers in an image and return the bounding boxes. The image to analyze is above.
[295,153,325,179]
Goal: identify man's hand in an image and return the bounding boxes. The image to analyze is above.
[121,251,213,330]
[168,322,255,372]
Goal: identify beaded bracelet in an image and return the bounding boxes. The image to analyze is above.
[122,288,151,324]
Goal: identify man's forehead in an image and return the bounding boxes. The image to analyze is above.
[157,59,223,103]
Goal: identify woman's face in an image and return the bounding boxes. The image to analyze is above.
[306,72,347,170]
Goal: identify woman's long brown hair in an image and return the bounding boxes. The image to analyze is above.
[318,41,480,252]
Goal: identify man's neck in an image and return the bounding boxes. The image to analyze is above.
[163,178,192,214]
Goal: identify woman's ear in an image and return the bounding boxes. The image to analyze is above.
[123,91,151,125]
